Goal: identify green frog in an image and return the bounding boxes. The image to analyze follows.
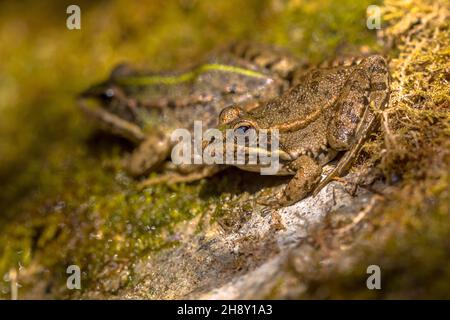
[78,43,303,183]
[211,54,390,207]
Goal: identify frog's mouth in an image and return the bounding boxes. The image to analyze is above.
[78,82,131,111]
[201,138,293,175]
[202,137,293,165]
[76,85,146,144]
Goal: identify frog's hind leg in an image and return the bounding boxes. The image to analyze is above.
[314,55,390,195]
[314,110,375,195]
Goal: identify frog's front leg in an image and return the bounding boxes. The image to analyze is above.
[138,164,225,188]
[260,155,322,208]
[315,55,389,193]
[126,130,172,176]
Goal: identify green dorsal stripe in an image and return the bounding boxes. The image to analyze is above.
[114,63,266,86]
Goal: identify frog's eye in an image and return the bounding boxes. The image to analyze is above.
[100,88,115,102]
[234,125,251,135]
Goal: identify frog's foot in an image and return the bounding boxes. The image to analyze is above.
[259,155,322,208]
[256,194,284,210]
[126,132,171,177]
[138,165,224,189]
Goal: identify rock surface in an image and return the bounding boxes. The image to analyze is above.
[108,177,375,299]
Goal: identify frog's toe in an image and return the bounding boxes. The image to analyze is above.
[256,193,284,209]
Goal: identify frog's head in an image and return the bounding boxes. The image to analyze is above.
[79,64,133,112]
[77,80,140,124]
[218,105,259,134]
[78,81,126,108]
[202,105,291,172]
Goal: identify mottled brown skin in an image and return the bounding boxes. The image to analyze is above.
[78,45,389,207]
[217,55,390,207]
[78,43,300,183]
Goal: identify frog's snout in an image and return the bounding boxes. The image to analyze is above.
[78,84,101,99]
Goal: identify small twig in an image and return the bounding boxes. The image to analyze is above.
[382,110,397,149]
[9,268,18,300]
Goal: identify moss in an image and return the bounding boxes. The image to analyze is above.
[262,0,382,62]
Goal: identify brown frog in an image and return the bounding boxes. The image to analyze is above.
[211,54,390,207]
[79,44,389,208]
[78,43,303,184]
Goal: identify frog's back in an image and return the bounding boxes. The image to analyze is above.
[114,50,290,132]
[249,65,355,129]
